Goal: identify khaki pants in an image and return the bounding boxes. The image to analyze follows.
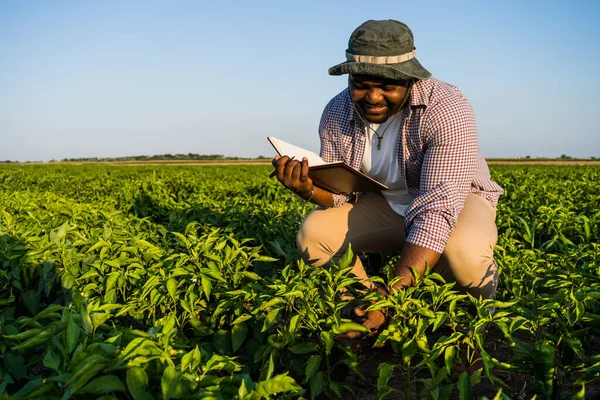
[296,192,499,299]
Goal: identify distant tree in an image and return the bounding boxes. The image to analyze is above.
[525,155,531,159]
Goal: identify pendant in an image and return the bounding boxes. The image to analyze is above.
[377,136,383,150]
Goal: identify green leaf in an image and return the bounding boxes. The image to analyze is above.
[253,374,301,398]
[332,322,370,335]
[12,329,54,350]
[457,371,472,400]
[105,271,120,291]
[171,231,190,248]
[571,384,585,400]
[265,352,275,380]
[43,349,61,371]
[433,313,447,331]
[288,342,318,354]
[338,245,354,269]
[64,361,108,399]
[231,322,248,353]
[402,339,417,365]
[4,352,27,379]
[167,278,178,301]
[288,314,300,334]
[320,331,334,355]
[203,354,241,373]
[305,355,322,383]
[181,346,202,373]
[444,346,456,374]
[23,289,40,315]
[232,313,252,325]
[376,363,396,400]
[213,329,231,355]
[8,378,48,399]
[2,328,42,341]
[126,367,151,400]
[201,276,212,299]
[309,371,326,400]
[91,312,111,329]
[79,375,126,394]
[67,316,80,354]
[262,308,281,332]
[161,366,183,400]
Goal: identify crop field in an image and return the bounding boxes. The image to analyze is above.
[0,164,599,400]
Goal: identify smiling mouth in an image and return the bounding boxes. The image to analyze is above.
[365,105,386,114]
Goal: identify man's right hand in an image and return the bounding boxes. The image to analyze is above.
[272,155,314,199]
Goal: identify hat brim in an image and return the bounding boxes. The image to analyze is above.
[328,57,431,81]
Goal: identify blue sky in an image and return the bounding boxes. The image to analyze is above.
[1,0,599,161]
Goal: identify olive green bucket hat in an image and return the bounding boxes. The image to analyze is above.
[329,19,431,81]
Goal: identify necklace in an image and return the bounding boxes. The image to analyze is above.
[352,87,412,150]
[353,103,399,150]
[355,109,397,150]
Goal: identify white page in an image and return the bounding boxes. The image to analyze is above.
[267,137,326,166]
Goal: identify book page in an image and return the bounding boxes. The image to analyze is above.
[267,137,326,166]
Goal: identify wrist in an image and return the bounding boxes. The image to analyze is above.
[296,186,314,201]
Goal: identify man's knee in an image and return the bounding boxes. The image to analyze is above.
[296,217,337,268]
[438,241,498,298]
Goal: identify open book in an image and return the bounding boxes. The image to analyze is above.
[267,137,388,194]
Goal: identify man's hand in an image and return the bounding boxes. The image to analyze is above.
[336,287,388,342]
[391,243,442,293]
[336,305,387,341]
[272,155,314,199]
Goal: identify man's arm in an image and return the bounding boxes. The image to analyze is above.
[395,90,479,287]
[392,243,441,291]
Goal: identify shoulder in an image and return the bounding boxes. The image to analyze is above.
[413,77,473,111]
[414,78,475,127]
[413,78,477,143]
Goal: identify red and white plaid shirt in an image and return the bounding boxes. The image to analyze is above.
[318,77,504,253]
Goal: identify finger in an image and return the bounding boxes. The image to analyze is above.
[353,304,368,317]
[291,159,302,182]
[274,156,290,180]
[299,157,309,183]
[284,159,300,182]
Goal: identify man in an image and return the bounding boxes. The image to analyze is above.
[272,19,503,337]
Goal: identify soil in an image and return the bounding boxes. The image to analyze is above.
[341,327,600,400]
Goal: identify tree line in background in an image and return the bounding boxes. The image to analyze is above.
[1,154,271,163]
[0,154,598,163]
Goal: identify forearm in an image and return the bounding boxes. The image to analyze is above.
[393,242,441,290]
[298,185,334,208]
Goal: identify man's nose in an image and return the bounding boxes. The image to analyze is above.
[366,88,383,104]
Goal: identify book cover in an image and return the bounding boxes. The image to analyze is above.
[267,137,388,194]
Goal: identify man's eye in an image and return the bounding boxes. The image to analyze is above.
[383,86,397,91]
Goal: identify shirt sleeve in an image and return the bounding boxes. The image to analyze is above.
[403,94,479,253]
[318,106,353,208]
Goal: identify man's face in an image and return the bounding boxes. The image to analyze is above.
[349,74,410,124]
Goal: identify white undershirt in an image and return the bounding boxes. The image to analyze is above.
[361,112,414,216]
